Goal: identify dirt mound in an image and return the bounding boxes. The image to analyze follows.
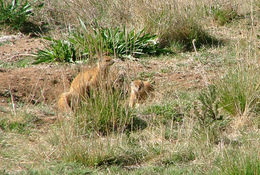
[0,65,78,105]
[0,35,78,107]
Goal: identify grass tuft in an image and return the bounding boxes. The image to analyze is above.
[212,153,260,175]
[74,88,134,135]
[216,67,260,117]
[210,4,239,26]
[158,16,220,52]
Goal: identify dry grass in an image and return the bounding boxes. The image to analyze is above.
[0,0,259,174]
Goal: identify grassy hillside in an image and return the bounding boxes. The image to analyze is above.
[0,0,259,174]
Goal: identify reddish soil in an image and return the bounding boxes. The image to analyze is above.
[0,66,77,105]
[0,35,78,107]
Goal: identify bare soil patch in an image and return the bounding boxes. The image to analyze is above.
[0,35,44,62]
[0,60,203,108]
[0,65,78,105]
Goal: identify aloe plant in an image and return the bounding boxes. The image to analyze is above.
[96,26,160,57]
[71,21,171,59]
[34,22,171,64]
[34,37,76,64]
[0,0,43,30]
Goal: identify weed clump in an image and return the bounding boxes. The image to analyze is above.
[0,0,44,33]
[194,67,260,120]
[73,88,136,135]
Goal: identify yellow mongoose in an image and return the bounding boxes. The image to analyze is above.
[129,80,153,108]
[58,56,115,111]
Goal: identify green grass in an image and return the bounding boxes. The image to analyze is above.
[21,162,93,175]
[34,37,77,64]
[138,71,156,80]
[142,103,183,124]
[212,153,260,175]
[195,85,224,127]
[0,0,43,33]
[216,67,260,116]
[79,25,170,58]
[161,148,195,166]
[53,88,150,167]
[0,113,37,134]
[74,88,135,135]
[193,65,260,124]
[0,0,259,174]
[54,131,158,167]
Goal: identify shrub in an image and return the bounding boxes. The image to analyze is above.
[0,0,43,32]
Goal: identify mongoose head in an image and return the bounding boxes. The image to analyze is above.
[97,56,115,70]
[130,80,145,93]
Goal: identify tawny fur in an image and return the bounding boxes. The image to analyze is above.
[58,56,115,112]
[129,80,154,108]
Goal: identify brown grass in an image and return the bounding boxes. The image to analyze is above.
[0,0,259,174]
